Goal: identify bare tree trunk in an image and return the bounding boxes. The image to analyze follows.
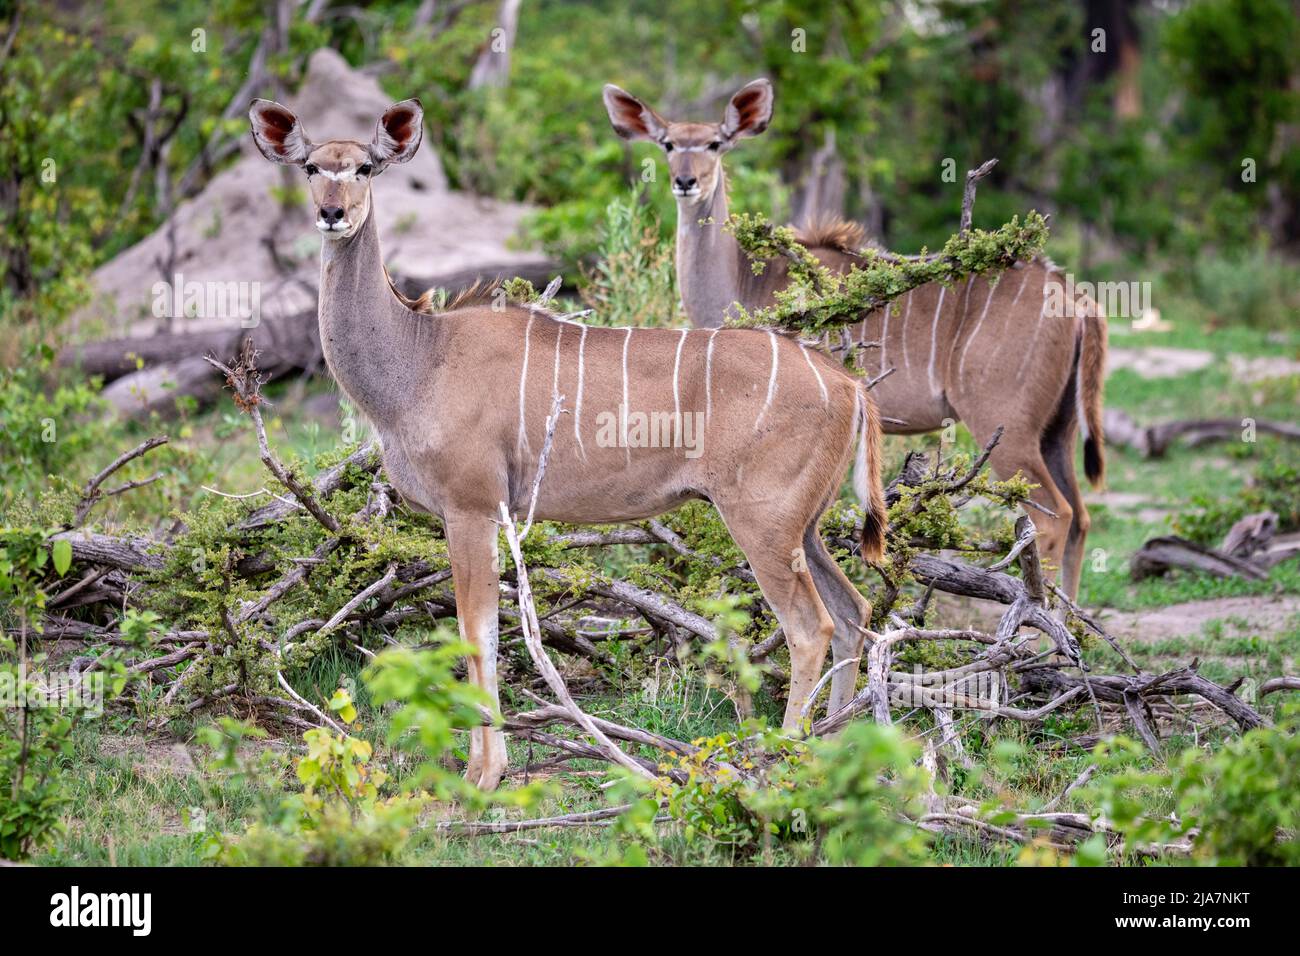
[786,128,847,227]
[1062,0,1142,119]
[468,0,522,90]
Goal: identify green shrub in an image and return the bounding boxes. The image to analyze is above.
[1086,710,1300,865]
[0,526,126,860]
[579,186,680,328]
[1184,248,1300,330]
[0,349,105,510]
[653,720,929,864]
[202,690,425,867]
[1175,443,1300,545]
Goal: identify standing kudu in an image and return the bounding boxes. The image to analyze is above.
[604,79,1109,599]
[249,97,888,790]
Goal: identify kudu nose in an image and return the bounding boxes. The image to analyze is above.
[319,205,346,224]
[674,176,697,192]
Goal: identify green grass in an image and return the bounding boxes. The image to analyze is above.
[1071,315,1300,610]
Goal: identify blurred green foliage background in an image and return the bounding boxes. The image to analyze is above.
[1,0,1297,346]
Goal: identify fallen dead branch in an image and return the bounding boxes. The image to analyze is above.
[1104,408,1300,458]
[1129,535,1270,582]
[433,804,665,835]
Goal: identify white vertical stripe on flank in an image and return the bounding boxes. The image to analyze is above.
[573,324,587,459]
[956,278,997,384]
[880,307,890,376]
[621,328,633,464]
[705,329,720,422]
[753,331,780,431]
[517,314,534,453]
[800,344,829,405]
[957,267,1030,385]
[926,285,946,394]
[1014,284,1052,379]
[899,291,913,371]
[552,323,564,399]
[1010,265,1033,307]
[672,328,688,443]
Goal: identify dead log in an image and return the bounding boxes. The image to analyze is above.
[1130,535,1268,582]
[1105,408,1300,458]
[1021,663,1266,735]
[1221,511,1278,558]
[62,329,242,380]
[65,256,563,419]
[48,530,165,573]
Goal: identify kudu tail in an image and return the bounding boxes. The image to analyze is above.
[1078,292,1109,488]
[854,387,888,563]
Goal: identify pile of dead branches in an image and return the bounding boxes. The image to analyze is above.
[22,342,1297,854]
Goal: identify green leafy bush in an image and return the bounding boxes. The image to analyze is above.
[203,690,425,867]
[0,349,106,510]
[653,721,929,864]
[0,526,124,860]
[1086,710,1300,865]
[579,187,680,328]
[1175,443,1300,545]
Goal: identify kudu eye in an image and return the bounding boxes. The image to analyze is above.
[358,163,373,176]
[662,142,674,153]
[708,141,722,152]
[304,163,318,176]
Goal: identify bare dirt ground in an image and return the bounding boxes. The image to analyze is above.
[97,733,200,775]
[1107,346,1214,378]
[1098,594,1300,643]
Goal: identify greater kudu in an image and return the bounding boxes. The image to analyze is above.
[249,97,888,789]
[603,79,1108,598]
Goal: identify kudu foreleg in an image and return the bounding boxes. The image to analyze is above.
[444,512,509,790]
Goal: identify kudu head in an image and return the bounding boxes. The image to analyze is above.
[602,79,773,208]
[248,98,424,240]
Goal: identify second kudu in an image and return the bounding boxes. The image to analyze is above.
[604,79,1109,598]
[249,96,888,789]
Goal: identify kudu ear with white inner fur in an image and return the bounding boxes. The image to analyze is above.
[248,99,315,165]
[721,79,774,141]
[602,84,668,142]
[369,99,424,169]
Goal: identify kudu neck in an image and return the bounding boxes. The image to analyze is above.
[317,203,427,426]
[675,168,745,329]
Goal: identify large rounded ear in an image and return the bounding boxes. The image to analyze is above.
[369,99,424,168]
[602,84,668,142]
[720,79,774,141]
[248,99,314,165]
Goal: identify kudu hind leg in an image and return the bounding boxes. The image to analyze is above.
[803,526,871,719]
[962,416,1075,588]
[720,505,836,730]
[444,512,509,790]
[1042,425,1091,600]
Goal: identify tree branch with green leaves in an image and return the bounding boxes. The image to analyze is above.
[726,159,1050,338]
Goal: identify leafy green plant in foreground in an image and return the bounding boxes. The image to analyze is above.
[629,721,930,865]
[1085,708,1300,866]
[1,526,129,860]
[202,689,426,867]
[203,635,543,866]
